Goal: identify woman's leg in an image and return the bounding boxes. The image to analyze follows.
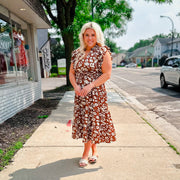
[88,143,98,164]
[91,144,98,156]
[82,140,92,159]
[79,141,92,167]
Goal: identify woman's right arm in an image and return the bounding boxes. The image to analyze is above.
[69,63,81,96]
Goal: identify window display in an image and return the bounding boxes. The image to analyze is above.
[0,18,13,84]
[12,27,29,82]
[0,16,29,86]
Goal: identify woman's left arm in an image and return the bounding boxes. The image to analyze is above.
[80,51,112,97]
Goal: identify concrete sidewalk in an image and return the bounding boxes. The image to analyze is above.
[1,80,180,180]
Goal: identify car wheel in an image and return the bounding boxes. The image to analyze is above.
[160,75,168,88]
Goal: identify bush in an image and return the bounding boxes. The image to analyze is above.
[50,73,58,77]
[50,65,58,74]
[154,63,158,67]
[146,59,152,67]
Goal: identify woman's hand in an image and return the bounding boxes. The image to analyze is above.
[80,83,94,97]
[74,85,82,96]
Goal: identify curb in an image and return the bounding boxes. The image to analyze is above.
[108,80,180,154]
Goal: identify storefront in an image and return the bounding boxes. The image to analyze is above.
[0,0,51,123]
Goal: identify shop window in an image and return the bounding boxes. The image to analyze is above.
[12,27,29,82]
[0,12,30,86]
[0,18,14,85]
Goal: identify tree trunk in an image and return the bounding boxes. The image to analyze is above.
[40,0,77,86]
[62,32,74,86]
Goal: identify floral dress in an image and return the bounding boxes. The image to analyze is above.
[71,45,116,144]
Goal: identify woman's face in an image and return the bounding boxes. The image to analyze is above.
[83,28,97,50]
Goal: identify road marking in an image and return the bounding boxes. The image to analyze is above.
[114,75,135,84]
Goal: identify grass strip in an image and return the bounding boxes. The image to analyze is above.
[142,117,180,155]
[0,134,31,171]
[0,85,73,171]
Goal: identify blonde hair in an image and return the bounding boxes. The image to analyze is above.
[79,22,105,53]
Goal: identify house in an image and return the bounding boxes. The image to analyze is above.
[37,29,51,78]
[153,38,180,60]
[124,52,133,63]
[112,53,126,66]
[153,38,170,60]
[166,38,180,56]
[128,45,154,66]
[0,0,51,123]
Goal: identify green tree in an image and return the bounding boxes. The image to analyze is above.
[128,34,169,52]
[51,39,65,66]
[40,0,173,86]
[40,0,76,86]
[144,0,172,3]
[73,0,133,48]
[106,38,121,53]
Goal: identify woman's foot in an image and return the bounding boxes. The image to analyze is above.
[79,158,88,167]
[89,143,98,164]
[79,141,91,167]
[88,155,98,164]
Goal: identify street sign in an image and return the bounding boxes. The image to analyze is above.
[57,58,66,75]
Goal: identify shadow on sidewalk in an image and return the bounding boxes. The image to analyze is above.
[9,157,102,180]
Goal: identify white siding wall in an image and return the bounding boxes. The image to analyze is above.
[0,82,41,124]
[173,42,180,51]
[154,41,161,58]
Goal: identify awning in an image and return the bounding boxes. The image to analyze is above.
[0,0,51,29]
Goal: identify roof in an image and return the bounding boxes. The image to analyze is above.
[129,45,154,58]
[124,52,133,60]
[23,0,51,27]
[167,38,180,44]
[158,38,171,44]
[0,0,51,28]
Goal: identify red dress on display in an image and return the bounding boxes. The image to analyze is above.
[12,30,28,67]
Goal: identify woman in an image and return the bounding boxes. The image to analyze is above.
[69,22,116,168]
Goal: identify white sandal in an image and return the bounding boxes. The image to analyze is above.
[79,159,88,167]
[88,155,98,164]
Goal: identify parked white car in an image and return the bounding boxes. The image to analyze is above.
[125,63,137,68]
[160,55,180,88]
[112,63,117,68]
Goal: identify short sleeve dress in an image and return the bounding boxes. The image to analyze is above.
[71,45,116,144]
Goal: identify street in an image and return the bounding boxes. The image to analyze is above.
[111,67,180,131]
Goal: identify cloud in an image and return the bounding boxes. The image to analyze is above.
[115,0,180,50]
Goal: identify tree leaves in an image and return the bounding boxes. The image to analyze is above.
[144,0,172,4]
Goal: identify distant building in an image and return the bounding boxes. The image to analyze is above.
[112,53,126,66]
[166,38,180,56]
[128,45,154,66]
[153,38,180,60]
[37,29,51,78]
[124,37,180,67]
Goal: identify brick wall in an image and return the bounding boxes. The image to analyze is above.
[0,82,42,124]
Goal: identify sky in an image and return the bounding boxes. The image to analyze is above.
[115,0,180,50]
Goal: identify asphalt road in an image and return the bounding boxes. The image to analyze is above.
[111,67,180,130]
